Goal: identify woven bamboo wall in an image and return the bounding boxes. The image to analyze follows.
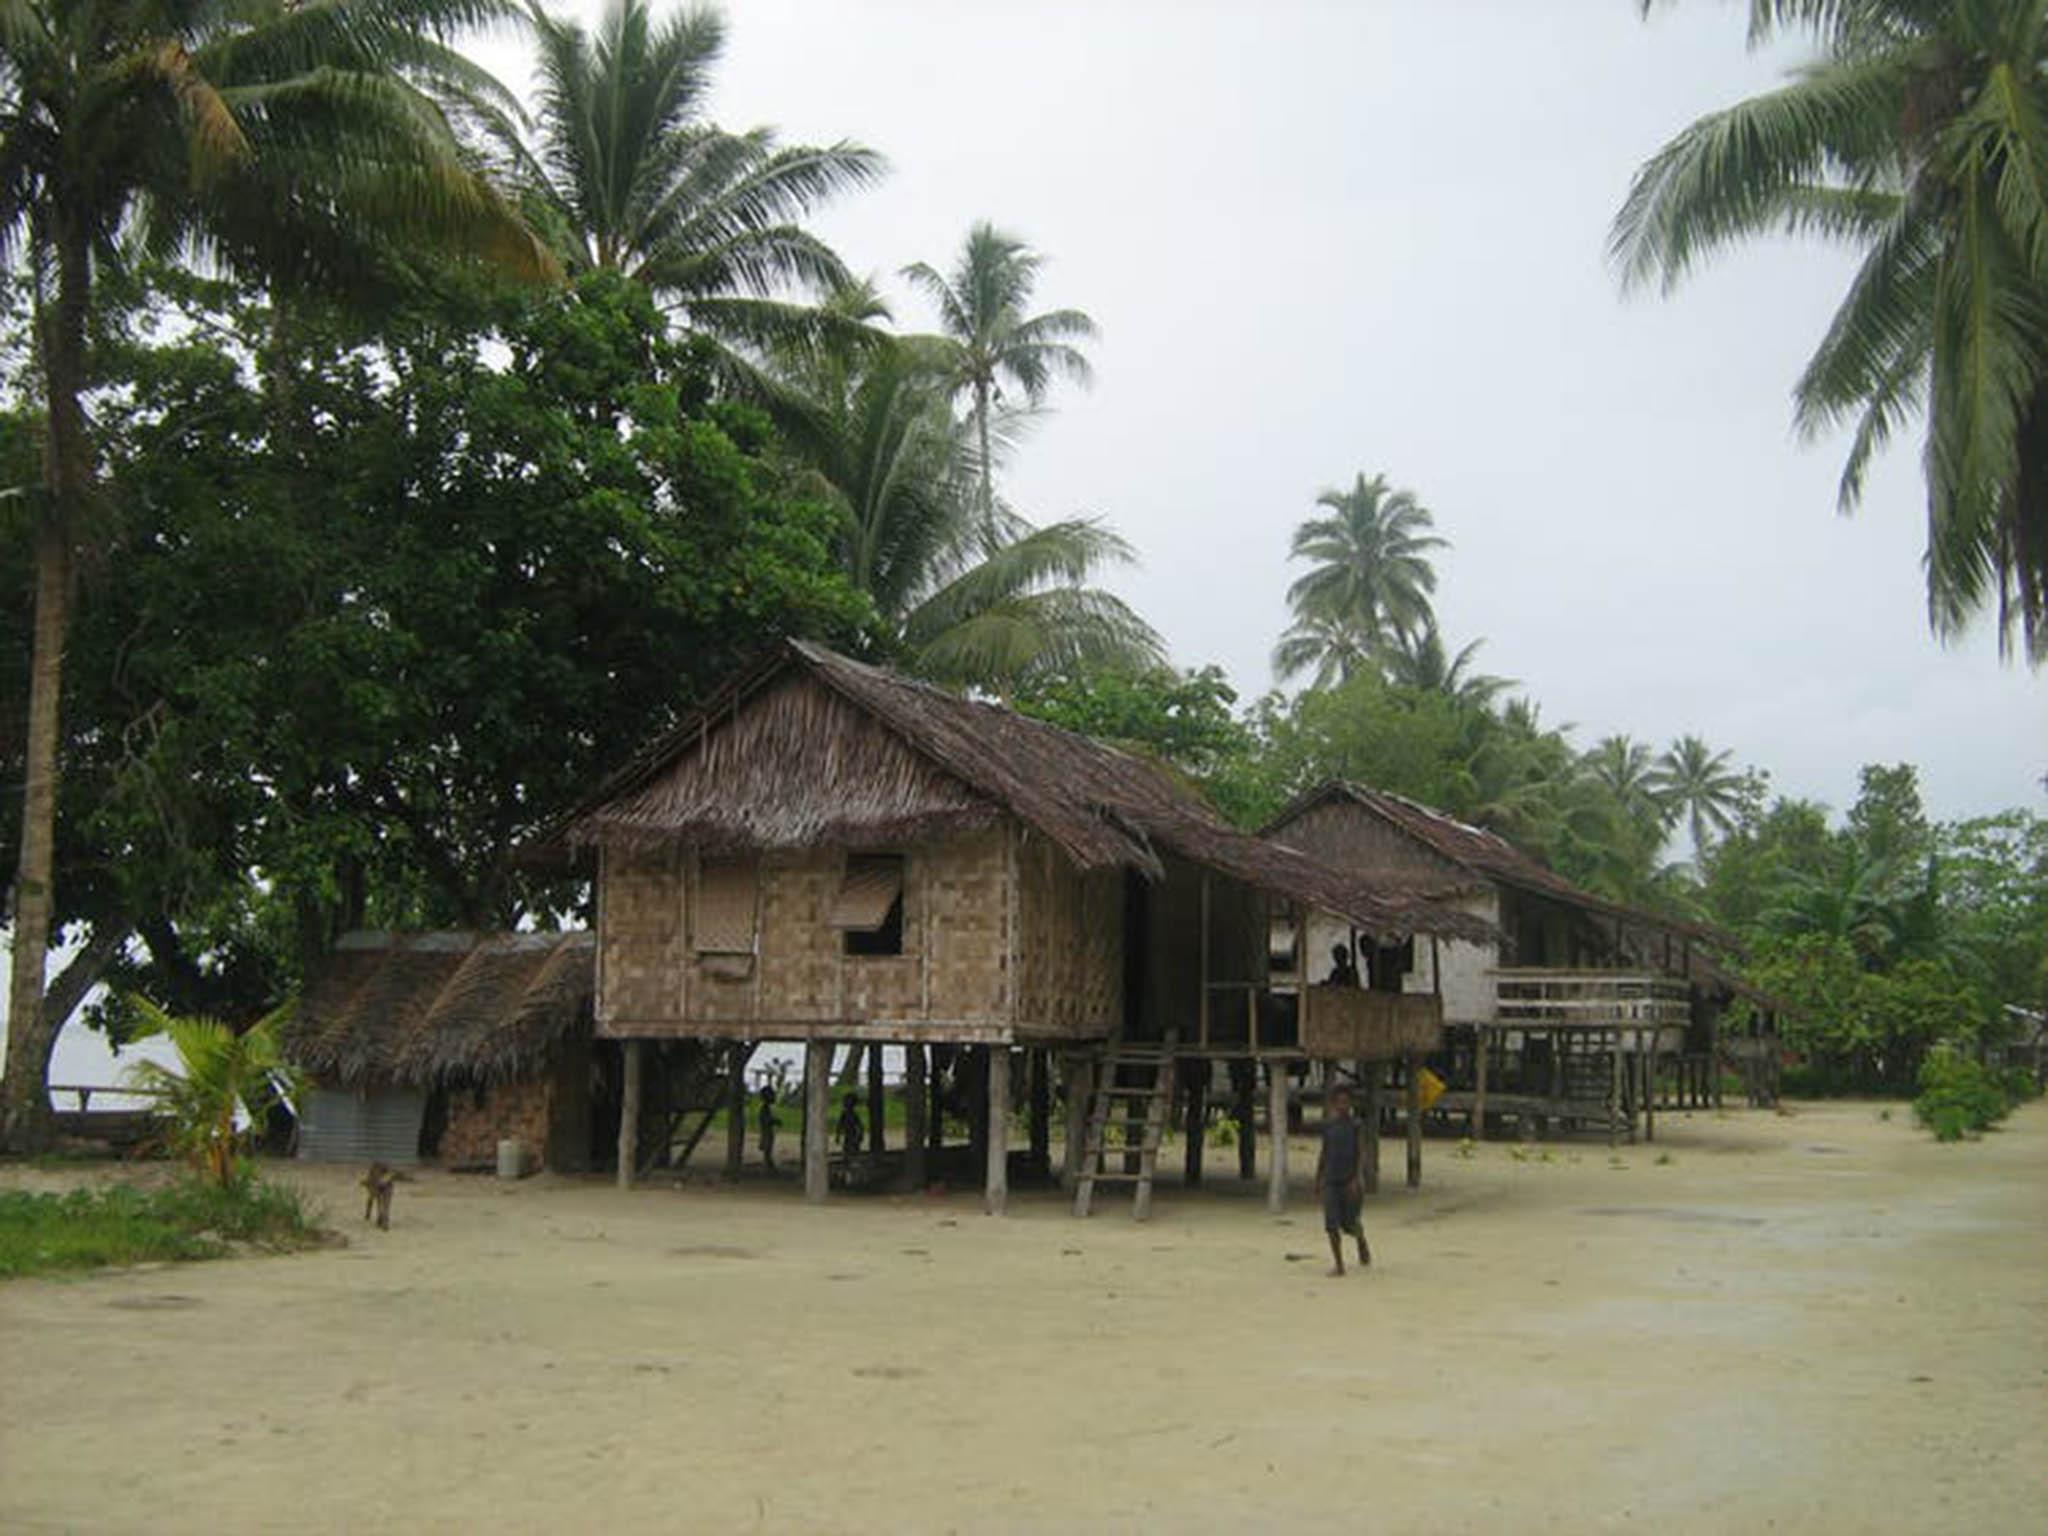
[596,826,1016,1035]
[1300,988,1444,1060]
[1277,798,1465,880]
[598,847,682,1026]
[1013,829,1121,1040]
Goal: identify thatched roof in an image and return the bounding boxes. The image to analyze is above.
[555,642,1492,944]
[286,931,593,1088]
[1265,782,1730,952]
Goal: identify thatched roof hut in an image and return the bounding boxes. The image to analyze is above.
[288,930,594,1088]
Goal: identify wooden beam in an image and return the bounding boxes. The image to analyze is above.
[1198,873,1212,1051]
[1472,1026,1489,1142]
[1183,1061,1207,1189]
[985,1046,1010,1215]
[1641,1032,1656,1143]
[804,1041,830,1203]
[867,1042,887,1155]
[1265,1059,1288,1213]
[1060,1051,1090,1192]
[616,1038,642,1191]
[903,1043,927,1189]
[1404,1047,1422,1189]
[724,1047,746,1180]
[1361,1063,1381,1194]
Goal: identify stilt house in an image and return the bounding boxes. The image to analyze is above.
[1264,783,1782,1142]
[556,642,1491,1215]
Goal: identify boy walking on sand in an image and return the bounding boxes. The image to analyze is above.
[1315,1083,1372,1277]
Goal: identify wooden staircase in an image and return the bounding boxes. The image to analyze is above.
[1072,1037,1177,1219]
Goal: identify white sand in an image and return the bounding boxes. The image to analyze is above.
[3,1099,2043,1534]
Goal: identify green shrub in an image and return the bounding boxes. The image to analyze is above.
[1912,1049,2011,1142]
[1995,1066,2042,1105]
[0,1174,323,1279]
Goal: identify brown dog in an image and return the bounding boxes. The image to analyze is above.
[361,1162,396,1230]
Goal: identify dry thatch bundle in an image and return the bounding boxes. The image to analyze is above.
[285,931,593,1088]
[553,642,1491,944]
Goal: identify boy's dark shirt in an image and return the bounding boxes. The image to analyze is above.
[1319,1115,1360,1187]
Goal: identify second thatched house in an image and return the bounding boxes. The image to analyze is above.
[285,930,599,1170]
[548,641,1492,1216]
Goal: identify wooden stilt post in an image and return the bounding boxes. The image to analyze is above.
[1608,1030,1623,1150]
[1641,1032,1656,1143]
[867,1042,887,1155]
[903,1044,927,1189]
[1711,1011,1724,1110]
[1362,1061,1381,1194]
[724,1047,746,1180]
[985,1045,1010,1215]
[1265,1059,1288,1213]
[1184,1061,1208,1188]
[1234,1058,1257,1180]
[1404,1047,1422,1189]
[927,1045,946,1153]
[804,1041,830,1203]
[1061,1052,1090,1191]
[616,1039,643,1190]
[1029,1047,1051,1177]
[1472,1026,1489,1142]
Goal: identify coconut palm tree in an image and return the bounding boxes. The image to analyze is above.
[760,334,1159,691]
[1270,614,1377,692]
[1276,473,1445,684]
[1,0,551,1152]
[903,222,1098,524]
[1652,733,1746,863]
[1614,0,2048,660]
[123,999,301,1189]
[508,0,882,354]
[1380,622,1516,707]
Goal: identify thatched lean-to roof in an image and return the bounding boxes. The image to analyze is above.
[287,931,593,1088]
[557,641,1491,944]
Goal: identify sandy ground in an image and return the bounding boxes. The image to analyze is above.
[2,1100,2043,1535]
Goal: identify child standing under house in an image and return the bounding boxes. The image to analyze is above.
[1315,1083,1372,1277]
[837,1090,864,1163]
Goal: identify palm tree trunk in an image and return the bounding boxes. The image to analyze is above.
[4,220,93,1154]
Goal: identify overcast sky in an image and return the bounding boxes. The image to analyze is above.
[472,1,2045,823]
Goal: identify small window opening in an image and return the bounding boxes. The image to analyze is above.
[834,853,906,957]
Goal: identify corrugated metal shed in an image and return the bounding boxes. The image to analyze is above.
[297,1086,427,1166]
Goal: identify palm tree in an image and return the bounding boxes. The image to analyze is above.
[1614,0,2048,660]
[124,998,301,1189]
[1,0,549,1152]
[1652,734,1745,863]
[509,0,883,354]
[761,335,1159,691]
[904,222,1098,523]
[1276,473,1445,683]
[1270,614,1377,692]
[1381,622,1515,707]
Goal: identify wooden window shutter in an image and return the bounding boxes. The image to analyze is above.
[694,857,758,955]
[829,854,904,933]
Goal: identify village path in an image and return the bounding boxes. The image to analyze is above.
[2,1099,2044,1534]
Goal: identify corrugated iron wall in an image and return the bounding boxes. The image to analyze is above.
[297,1086,426,1165]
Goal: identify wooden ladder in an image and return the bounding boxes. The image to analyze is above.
[1072,1038,1177,1220]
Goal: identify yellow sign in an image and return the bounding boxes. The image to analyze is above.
[1416,1067,1446,1113]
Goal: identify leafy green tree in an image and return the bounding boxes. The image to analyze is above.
[904,223,1097,524]
[122,998,301,1189]
[506,0,882,357]
[1652,734,1747,864]
[1615,0,2048,659]
[1274,473,1445,684]
[1014,665,1275,825]
[4,271,867,1039]
[1268,614,1376,693]
[1,0,549,1151]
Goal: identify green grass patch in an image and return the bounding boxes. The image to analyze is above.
[0,1175,325,1280]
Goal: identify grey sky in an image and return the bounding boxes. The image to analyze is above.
[495,0,2044,823]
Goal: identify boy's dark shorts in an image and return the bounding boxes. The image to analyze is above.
[1321,1180,1362,1234]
